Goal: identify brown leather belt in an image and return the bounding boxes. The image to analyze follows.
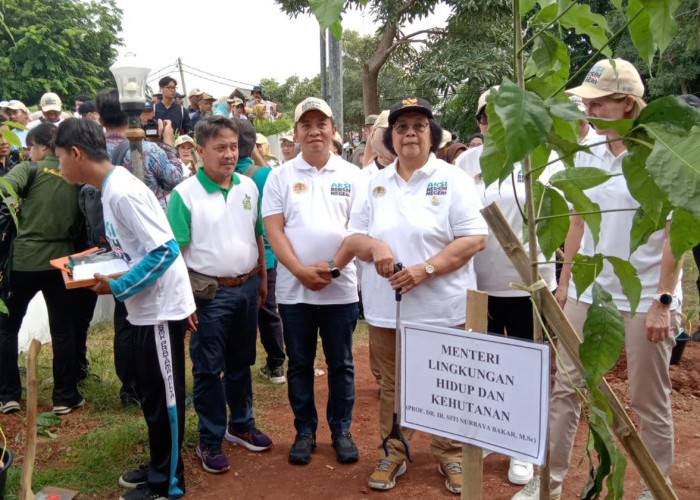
[216,265,261,287]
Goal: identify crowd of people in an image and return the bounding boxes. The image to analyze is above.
[0,55,696,500]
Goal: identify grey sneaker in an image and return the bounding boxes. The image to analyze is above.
[511,476,562,500]
[259,365,286,384]
[0,400,20,414]
[438,462,462,494]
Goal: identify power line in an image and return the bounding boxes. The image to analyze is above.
[180,68,246,91]
[180,63,255,88]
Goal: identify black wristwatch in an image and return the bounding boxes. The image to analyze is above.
[654,293,673,306]
[328,260,341,279]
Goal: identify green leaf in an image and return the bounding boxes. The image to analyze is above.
[629,207,667,256]
[571,253,604,298]
[605,256,642,315]
[493,80,553,169]
[669,209,700,263]
[546,99,584,122]
[481,95,512,187]
[1,120,26,130]
[555,186,602,247]
[536,185,569,260]
[0,300,7,315]
[309,0,344,34]
[520,0,538,14]
[586,117,635,136]
[37,411,62,427]
[642,123,700,219]
[530,143,553,182]
[549,167,616,190]
[37,428,59,439]
[579,283,625,385]
[558,3,613,57]
[639,0,680,55]
[637,96,700,132]
[1,128,21,148]
[524,31,570,99]
[627,0,655,68]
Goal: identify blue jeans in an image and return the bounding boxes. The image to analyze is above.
[190,276,260,446]
[278,302,358,436]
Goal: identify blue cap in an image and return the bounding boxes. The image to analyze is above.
[253,85,263,93]
[144,100,154,110]
[175,92,184,99]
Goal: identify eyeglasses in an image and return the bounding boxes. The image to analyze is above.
[476,113,488,125]
[467,142,481,148]
[163,86,177,91]
[393,122,429,135]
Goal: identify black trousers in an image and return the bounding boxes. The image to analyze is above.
[694,243,700,298]
[487,295,535,341]
[114,298,138,400]
[132,319,187,497]
[73,287,98,379]
[257,265,285,370]
[0,269,82,406]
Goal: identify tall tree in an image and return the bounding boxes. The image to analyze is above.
[0,0,123,105]
[275,0,452,116]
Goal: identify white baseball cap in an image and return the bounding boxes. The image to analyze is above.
[294,97,333,123]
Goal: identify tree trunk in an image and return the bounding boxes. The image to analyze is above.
[362,63,381,116]
[362,24,398,117]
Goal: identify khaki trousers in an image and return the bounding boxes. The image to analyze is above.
[369,324,462,465]
[548,300,675,489]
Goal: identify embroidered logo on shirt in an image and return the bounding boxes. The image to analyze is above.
[430,195,440,205]
[426,181,447,196]
[43,167,63,178]
[105,221,132,263]
[473,173,483,184]
[243,194,252,210]
[372,186,386,198]
[293,182,307,194]
[330,182,351,197]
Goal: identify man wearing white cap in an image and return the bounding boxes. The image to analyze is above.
[27,92,65,130]
[513,58,681,500]
[262,97,361,466]
[4,100,31,150]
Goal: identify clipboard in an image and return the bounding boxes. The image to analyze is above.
[49,248,126,290]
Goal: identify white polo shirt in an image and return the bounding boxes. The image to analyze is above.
[262,152,360,305]
[102,167,195,325]
[461,146,560,296]
[348,154,488,328]
[569,142,675,312]
[167,168,262,277]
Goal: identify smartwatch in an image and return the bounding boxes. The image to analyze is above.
[653,293,673,306]
[328,260,341,279]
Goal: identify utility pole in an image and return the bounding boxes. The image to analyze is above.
[177,57,188,105]
[328,30,343,140]
[320,30,327,102]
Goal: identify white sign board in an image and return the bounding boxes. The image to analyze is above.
[400,321,550,465]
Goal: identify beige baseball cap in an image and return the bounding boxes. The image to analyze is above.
[40,92,62,112]
[174,135,195,148]
[294,97,333,123]
[5,100,29,113]
[569,95,586,113]
[439,129,452,149]
[228,97,243,106]
[280,131,294,143]
[567,58,644,99]
[188,88,203,97]
[476,86,499,116]
[255,133,269,145]
[373,110,390,130]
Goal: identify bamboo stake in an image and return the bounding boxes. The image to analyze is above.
[481,202,677,500]
[18,339,40,500]
[461,289,489,500]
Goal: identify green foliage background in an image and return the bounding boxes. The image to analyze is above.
[0,0,122,106]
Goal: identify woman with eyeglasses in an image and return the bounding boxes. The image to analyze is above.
[344,96,488,495]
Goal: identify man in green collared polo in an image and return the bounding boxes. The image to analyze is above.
[167,115,272,475]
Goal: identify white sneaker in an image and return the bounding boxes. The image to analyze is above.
[508,458,534,485]
[511,476,562,500]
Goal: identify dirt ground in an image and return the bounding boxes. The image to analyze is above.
[2,335,699,499]
[181,339,700,500]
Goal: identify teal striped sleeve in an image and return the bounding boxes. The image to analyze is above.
[110,240,180,301]
[166,190,191,247]
[255,195,263,237]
